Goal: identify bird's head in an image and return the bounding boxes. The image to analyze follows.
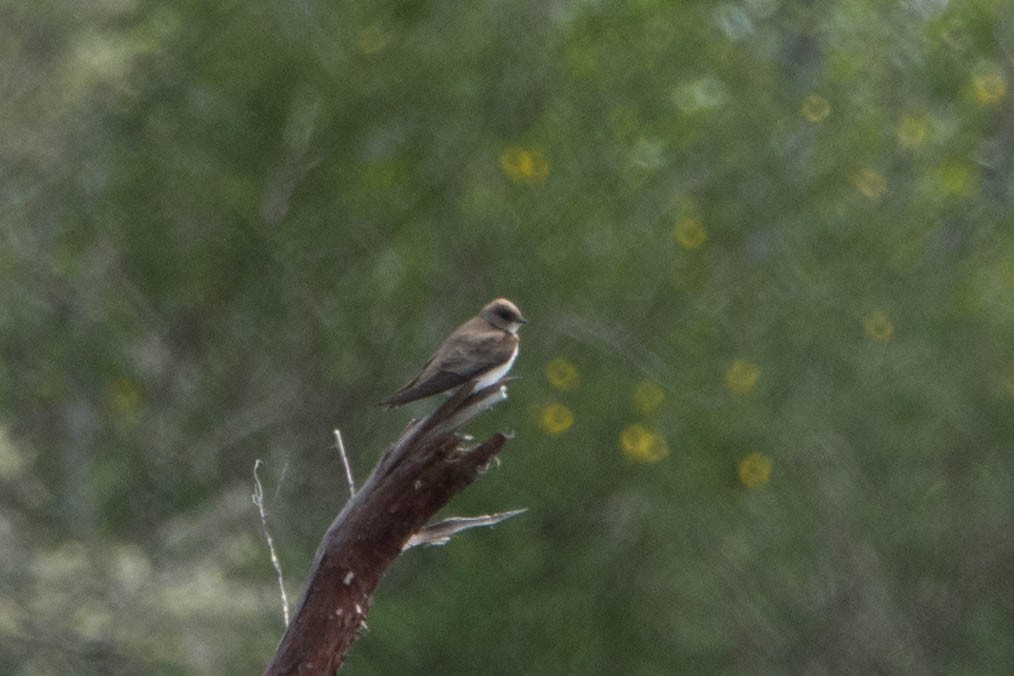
[481,298,527,335]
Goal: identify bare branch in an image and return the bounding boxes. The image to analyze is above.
[404,508,528,550]
[263,381,519,675]
[422,384,509,441]
[253,460,290,627]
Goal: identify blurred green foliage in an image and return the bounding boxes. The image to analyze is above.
[3,0,1014,673]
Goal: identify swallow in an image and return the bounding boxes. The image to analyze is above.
[381,298,527,408]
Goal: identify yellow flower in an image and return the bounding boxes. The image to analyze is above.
[800,93,831,123]
[738,452,772,489]
[544,358,580,392]
[972,68,1005,105]
[853,168,887,200]
[500,146,550,184]
[357,26,388,55]
[632,381,665,414]
[538,403,574,436]
[619,424,669,463]
[897,113,928,149]
[674,217,708,249]
[863,309,894,343]
[725,360,760,395]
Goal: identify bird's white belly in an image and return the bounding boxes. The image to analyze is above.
[474,345,518,391]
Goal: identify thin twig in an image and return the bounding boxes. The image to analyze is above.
[253,459,290,627]
[334,429,356,497]
[403,509,528,550]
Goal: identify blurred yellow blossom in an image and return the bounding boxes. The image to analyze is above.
[725,360,760,395]
[738,452,772,489]
[897,113,928,148]
[501,146,550,184]
[800,93,831,123]
[972,68,1005,105]
[853,168,887,200]
[619,424,669,463]
[863,309,894,343]
[545,358,580,392]
[357,26,388,55]
[674,217,707,249]
[632,381,665,414]
[538,403,574,436]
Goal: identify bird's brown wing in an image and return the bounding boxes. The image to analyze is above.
[434,323,517,378]
[380,355,465,407]
[381,319,517,407]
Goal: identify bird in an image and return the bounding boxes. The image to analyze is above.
[381,298,527,408]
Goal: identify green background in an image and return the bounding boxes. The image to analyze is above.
[4,0,1014,673]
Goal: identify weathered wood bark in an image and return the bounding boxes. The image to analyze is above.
[263,383,514,675]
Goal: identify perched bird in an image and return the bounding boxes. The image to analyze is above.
[381,298,527,408]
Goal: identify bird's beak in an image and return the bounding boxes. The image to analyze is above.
[519,316,529,324]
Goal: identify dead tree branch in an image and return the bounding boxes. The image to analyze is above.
[263,382,520,675]
[403,508,527,549]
